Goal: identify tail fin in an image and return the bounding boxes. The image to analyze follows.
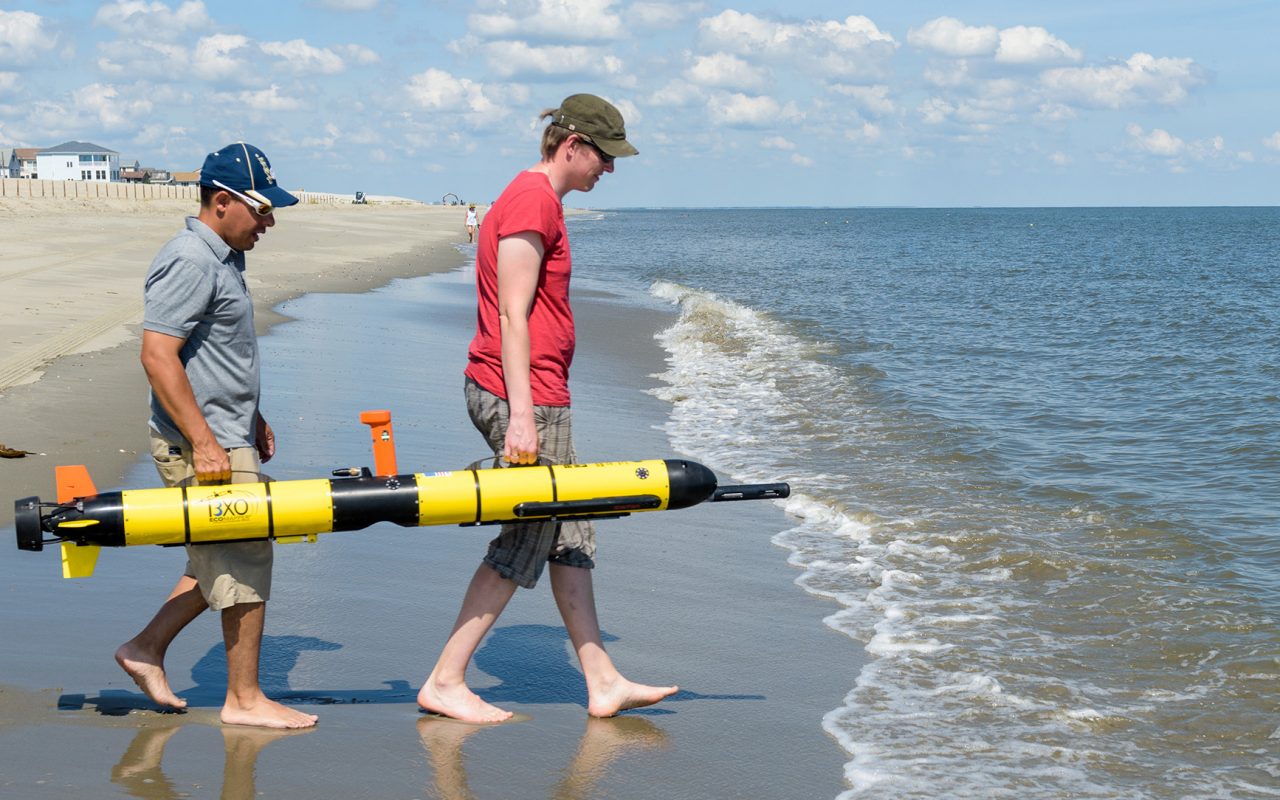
[61,541,100,579]
[55,464,97,502]
[55,465,100,579]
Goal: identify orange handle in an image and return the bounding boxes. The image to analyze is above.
[359,409,399,477]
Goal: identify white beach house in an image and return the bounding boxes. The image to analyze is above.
[36,141,120,182]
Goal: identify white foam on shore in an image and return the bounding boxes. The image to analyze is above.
[646,280,1274,800]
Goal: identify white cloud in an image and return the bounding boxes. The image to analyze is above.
[699,10,897,80]
[336,44,379,65]
[915,88,1017,133]
[706,92,796,127]
[469,0,624,43]
[830,83,895,115]
[192,34,252,81]
[846,122,881,142]
[923,59,972,88]
[312,0,380,9]
[0,10,58,66]
[97,39,187,78]
[918,97,954,125]
[1035,102,1076,123]
[760,135,795,150]
[74,83,154,129]
[214,84,305,111]
[132,123,193,149]
[94,1,210,37]
[995,26,1082,64]
[1263,132,1280,151]
[686,53,768,91]
[406,68,494,113]
[1042,52,1206,109]
[260,39,346,74]
[908,17,997,57]
[1126,123,1184,156]
[473,40,625,79]
[630,1,704,29]
[1049,151,1070,165]
[790,153,814,167]
[0,72,17,92]
[910,18,1079,64]
[301,122,342,149]
[642,79,704,107]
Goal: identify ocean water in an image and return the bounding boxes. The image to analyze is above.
[568,208,1280,798]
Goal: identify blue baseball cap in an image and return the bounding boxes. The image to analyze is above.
[199,142,298,209]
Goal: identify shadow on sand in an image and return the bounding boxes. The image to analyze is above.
[60,625,762,716]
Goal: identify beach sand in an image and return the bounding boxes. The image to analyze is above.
[0,197,857,798]
[0,198,470,527]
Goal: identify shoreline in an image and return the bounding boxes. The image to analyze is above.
[0,200,470,526]
[0,204,857,798]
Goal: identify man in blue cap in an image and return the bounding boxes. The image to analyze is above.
[115,143,317,729]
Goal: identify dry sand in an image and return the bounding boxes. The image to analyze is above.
[0,196,471,525]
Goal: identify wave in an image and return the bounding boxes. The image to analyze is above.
[647,280,1280,799]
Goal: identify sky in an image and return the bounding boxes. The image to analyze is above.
[1,0,1277,207]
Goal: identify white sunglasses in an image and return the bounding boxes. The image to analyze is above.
[211,179,274,216]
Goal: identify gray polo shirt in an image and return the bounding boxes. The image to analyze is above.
[143,216,260,449]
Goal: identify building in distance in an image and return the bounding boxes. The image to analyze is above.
[35,141,120,182]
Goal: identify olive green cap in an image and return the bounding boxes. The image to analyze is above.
[552,93,638,158]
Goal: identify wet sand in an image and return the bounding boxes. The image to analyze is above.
[0,200,859,797]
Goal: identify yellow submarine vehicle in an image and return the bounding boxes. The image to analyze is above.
[15,410,788,579]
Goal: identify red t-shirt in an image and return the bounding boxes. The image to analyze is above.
[464,171,575,406]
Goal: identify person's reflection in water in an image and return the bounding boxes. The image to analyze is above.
[416,716,490,800]
[110,721,312,800]
[219,726,311,800]
[553,716,670,800]
[111,724,183,799]
[416,713,669,800]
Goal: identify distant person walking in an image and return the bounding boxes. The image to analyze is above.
[418,94,677,723]
[465,203,479,243]
[115,142,318,730]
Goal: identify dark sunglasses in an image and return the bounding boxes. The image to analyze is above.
[578,136,615,165]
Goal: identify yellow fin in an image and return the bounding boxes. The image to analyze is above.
[60,542,100,579]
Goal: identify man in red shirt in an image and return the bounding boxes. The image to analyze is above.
[418,94,678,723]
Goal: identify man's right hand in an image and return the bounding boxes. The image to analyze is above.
[192,440,232,484]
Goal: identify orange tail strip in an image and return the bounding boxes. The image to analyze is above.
[55,465,97,503]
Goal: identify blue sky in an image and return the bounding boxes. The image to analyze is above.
[1,0,1276,207]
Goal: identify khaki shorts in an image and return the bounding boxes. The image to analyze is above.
[150,434,272,611]
[465,378,595,589]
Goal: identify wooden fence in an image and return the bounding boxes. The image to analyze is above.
[0,179,353,205]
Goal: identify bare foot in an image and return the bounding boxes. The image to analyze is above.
[115,642,187,710]
[587,679,678,718]
[221,696,318,729]
[418,677,512,724]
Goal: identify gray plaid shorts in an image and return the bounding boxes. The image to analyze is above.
[465,377,596,588]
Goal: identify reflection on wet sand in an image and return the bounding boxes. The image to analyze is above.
[552,717,671,800]
[110,720,313,800]
[417,714,670,800]
[110,724,182,799]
